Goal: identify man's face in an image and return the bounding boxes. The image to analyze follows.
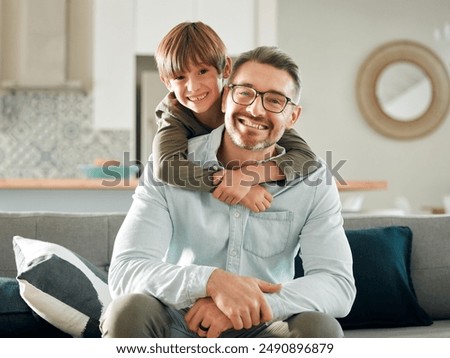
[222,61,301,151]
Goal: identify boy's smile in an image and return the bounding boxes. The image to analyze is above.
[187,91,209,104]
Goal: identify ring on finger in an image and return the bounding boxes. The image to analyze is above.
[199,323,209,332]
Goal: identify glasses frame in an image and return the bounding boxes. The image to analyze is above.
[228,84,297,113]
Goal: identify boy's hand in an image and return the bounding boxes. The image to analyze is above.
[212,169,257,205]
[239,185,273,212]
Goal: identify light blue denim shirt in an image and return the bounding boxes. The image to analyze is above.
[109,125,356,321]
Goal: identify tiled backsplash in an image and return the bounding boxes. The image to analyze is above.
[0,91,131,179]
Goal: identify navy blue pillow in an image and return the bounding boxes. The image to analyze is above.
[0,277,69,337]
[338,226,432,329]
[294,226,432,329]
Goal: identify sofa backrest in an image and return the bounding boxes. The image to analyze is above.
[2,211,449,319]
[0,212,126,278]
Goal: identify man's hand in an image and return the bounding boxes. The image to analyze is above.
[185,298,233,338]
[206,269,282,330]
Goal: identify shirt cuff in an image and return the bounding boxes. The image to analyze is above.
[187,265,217,304]
[264,292,288,322]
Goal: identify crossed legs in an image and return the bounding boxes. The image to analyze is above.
[101,293,344,338]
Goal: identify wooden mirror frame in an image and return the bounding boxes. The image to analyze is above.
[356,40,450,139]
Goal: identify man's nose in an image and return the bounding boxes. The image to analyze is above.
[246,95,265,116]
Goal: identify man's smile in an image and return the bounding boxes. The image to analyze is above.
[237,117,269,130]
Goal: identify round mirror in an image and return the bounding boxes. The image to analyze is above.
[356,40,450,139]
[376,62,433,121]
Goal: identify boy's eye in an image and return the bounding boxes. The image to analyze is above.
[174,75,185,81]
[199,69,208,75]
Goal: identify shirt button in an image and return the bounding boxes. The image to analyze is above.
[234,212,240,218]
[230,250,237,256]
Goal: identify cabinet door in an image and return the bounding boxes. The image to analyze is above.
[93,0,134,129]
[134,0,259,56]
[135,0,196,55]
[1,0,66,87]
[196,0,255,55]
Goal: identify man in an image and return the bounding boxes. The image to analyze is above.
[101,46,356,338]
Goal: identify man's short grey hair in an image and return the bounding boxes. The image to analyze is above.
[229,46,302,103]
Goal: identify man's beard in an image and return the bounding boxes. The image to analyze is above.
[225,113,280,151]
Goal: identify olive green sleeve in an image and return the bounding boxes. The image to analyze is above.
[273,128,319,181]
[151,98,216,192]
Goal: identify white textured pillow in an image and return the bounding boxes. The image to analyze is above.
[13,236,111,337]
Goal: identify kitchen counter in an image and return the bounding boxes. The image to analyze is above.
[0,178,387,213]
[0,178,387,191]
[337,180,387,191]
[0,178,139,190]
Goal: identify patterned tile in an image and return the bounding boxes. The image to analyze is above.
[0,91,131,179]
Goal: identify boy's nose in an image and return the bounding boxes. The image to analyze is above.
[186,78,200,92]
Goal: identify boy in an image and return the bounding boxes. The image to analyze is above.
[152,22,317,212]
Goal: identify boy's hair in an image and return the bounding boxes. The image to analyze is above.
[229,46,302,103]
[155,22,228,79]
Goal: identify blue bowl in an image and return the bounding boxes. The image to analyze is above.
[78,164,139,179]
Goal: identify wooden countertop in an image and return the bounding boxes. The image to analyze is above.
[0,178,387,191]
[336,180,388,191]
[0,178,139,190]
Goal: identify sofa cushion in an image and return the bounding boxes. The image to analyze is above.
[0,277,69,337]
[338,226,432,329]
[343,214,450,319]
[13,236,112,338]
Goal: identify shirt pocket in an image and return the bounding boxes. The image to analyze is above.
[243,211,294,258]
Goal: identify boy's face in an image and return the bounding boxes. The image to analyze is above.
[162,62,229,116]
[222,61,301,151]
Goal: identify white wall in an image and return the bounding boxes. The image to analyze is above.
[279,0,450,212]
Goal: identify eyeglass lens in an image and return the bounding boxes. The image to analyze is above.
[231,86,288,113]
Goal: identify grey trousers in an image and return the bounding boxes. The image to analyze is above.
[101,293,344,338]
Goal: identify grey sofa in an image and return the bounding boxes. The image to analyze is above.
[0,211,449,338]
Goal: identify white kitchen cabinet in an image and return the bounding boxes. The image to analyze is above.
[196,0,255,55]
[135,0,195,55]
[92,0,134,129]
[134,0,277,56]
[0,0,92,92]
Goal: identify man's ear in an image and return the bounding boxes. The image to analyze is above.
[286,105,302,129]
[223,57,232,79]
[160,76,171,91]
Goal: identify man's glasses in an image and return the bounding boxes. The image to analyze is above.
[228,84,297,113]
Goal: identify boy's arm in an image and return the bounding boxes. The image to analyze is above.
[212,128,318,209]
[273,127,319,181]
[212,164,280,206]
[152,97,215,192]
[216,127,318,189]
